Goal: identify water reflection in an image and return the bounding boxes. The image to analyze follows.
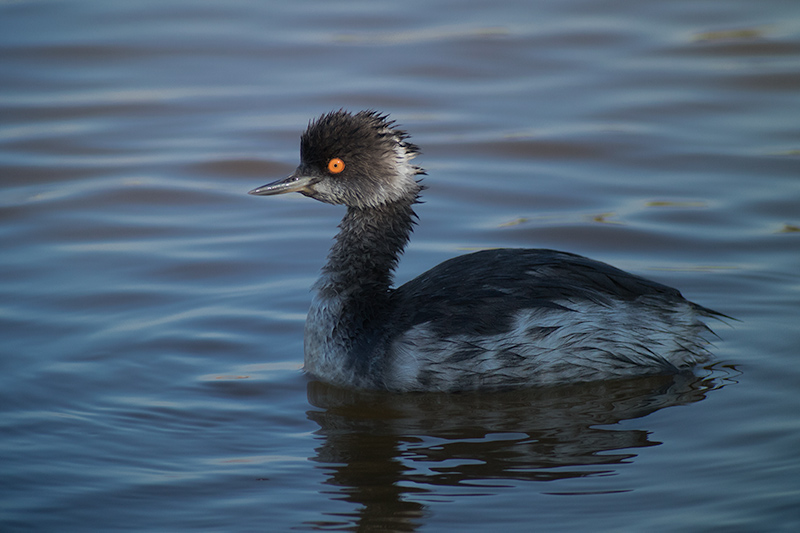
[304,372,725,531]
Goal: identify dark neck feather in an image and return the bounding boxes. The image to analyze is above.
[317,193,420,303]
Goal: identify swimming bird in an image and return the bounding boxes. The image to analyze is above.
[249,110,721,392]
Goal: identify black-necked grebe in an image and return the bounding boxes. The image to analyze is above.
[250,110,722,392]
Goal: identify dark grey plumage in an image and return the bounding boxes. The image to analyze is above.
[250,110,723,392]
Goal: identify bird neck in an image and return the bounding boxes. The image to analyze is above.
[314,194,419,304]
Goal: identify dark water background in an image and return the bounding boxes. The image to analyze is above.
[2,0,799,531]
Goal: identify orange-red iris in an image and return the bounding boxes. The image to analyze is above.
[327,158,345,174]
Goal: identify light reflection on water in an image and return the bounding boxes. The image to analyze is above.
[2,0,799,531]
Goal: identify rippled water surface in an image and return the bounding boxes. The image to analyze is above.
[2,1,799,531]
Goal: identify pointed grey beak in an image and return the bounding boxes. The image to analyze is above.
[248,173,317,196]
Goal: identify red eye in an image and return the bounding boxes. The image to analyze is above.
[327,158,345,174]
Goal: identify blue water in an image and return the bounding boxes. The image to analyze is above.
[2,0,799,531]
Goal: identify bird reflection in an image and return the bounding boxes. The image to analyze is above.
[302,370,730,531]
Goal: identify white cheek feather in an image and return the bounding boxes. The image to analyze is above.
[371,139,420,206]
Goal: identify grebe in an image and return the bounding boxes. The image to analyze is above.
[250,110,721,392]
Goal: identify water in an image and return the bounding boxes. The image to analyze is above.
[2,0,799,531]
